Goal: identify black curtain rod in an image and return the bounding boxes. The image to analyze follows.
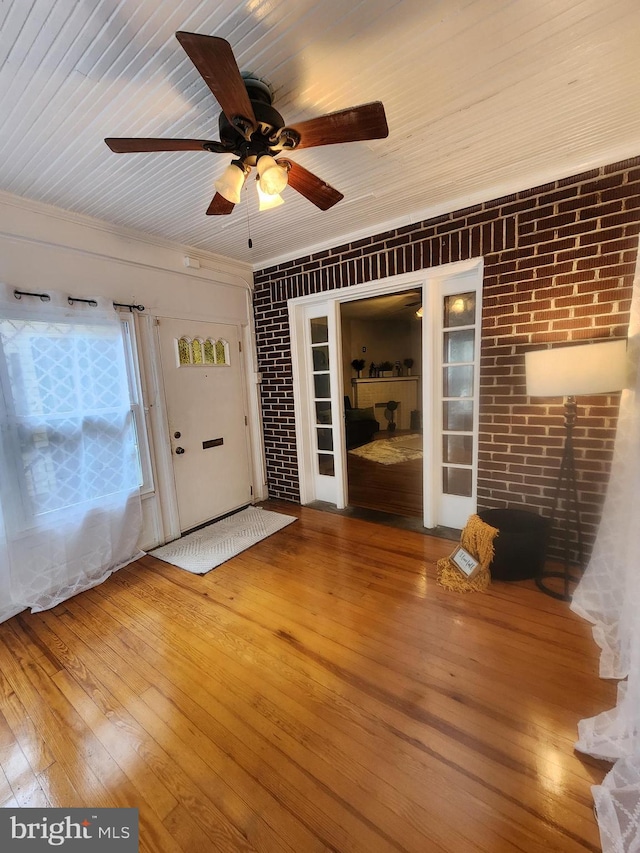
[68,297,97,307]
[13,290,144,313]
[113,302,145,312]
[14,289,50,302]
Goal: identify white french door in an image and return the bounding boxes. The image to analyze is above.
[424,270,482,528]
[290,302,346,506]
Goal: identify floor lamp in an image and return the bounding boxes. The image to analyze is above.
[524,339,627,600]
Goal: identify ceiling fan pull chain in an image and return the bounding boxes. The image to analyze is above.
[246,192,253,249]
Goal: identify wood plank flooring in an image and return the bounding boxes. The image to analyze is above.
[347,431,423,517]
[0,502,613,852]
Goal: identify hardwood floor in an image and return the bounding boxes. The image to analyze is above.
[347,431,423,518]
[0,502,613,852]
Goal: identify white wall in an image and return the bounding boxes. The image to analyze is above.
[0,191,262,550]
[0,191,252,319]
[341,315,421,400]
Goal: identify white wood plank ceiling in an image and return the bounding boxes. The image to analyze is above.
[1,0,639,269]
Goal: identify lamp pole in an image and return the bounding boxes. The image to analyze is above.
[537,395,584,600]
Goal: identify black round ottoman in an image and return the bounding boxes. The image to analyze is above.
[478,508,550,581]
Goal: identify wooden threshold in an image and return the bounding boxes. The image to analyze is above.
[0,502,612,852]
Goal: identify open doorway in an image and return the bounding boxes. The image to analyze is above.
[289,258,483,529]
[340,290,423,518]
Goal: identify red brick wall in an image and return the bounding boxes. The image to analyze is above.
[253,157,640,557]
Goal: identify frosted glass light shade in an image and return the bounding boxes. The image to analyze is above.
[257,183,284,210]
[257,155,288,195]
[525,339,627,397]
[215,162,246,204]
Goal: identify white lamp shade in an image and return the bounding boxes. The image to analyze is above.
[257,155,288,195]
[257,183,284,210]
[525,339,627,397]
[215,162,246,204]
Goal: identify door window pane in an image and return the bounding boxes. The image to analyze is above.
[443,467,472,496]
[315,401,332,424]
[313,373,331,399]
[214,339,229,365]
[317,428,333,452]
[310,317,329,344]
[443,365,474,397]
[313,346,329,371]
[318,454,335,476]
[203,340,215,364]
[178,337,190,365]
[443,400,473,431]
[443,435,473,465]
[444,330,474,364]
[444,292,476,327]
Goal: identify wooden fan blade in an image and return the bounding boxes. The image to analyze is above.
[176,32,256,138]
[279,160,343,211]
[105,138,217,153]
[288,102,388,150]
[206,193,235,215]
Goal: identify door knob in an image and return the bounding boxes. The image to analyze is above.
[174,431,181,439]
[175,447,185,455]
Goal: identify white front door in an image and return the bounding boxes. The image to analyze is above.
[157,317,252,532]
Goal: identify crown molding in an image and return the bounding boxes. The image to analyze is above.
[0,190,254,288]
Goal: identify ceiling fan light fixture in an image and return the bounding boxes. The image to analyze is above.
[215,160,248,204]
[105,34,389,216]
[257,182,284,211]
[416,306,424,318]
[257,154,288,195]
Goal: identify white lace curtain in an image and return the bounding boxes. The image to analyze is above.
[571,262,640,852]
[0,285,142,624]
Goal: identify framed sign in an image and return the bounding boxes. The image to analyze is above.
[450,545,480,578]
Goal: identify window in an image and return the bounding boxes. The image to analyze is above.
[0,312,140,530]
[0,293,144,621]
[177,336,230,366]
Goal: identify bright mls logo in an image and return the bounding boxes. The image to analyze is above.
[0,808,138,850]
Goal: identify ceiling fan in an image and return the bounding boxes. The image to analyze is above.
[404,292,423,317]
[105,32,389,216]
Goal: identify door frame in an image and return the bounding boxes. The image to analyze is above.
[289,257,484,527]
